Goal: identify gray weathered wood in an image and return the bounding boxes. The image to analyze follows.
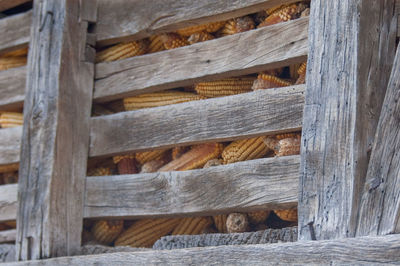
[16,0,96,260]
[90,85,304,157]
[0,184,17,222]
[396,0,400,36]
[299,0,397,240]
[0,10,30,54]
[0,244,15,263]
[95,0,302,45]
[0,127,21,165]
[85,156,299,219]
[356,44,400,236]
[0,229,16,243]
[0,0,30,12]
[94,17,308,102]
[8,234,400,265]
[0,66,25,110]
[153,227,298,250]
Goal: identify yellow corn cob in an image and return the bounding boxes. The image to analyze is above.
[171,146,189,160]
[91,220,124,245]
[135,149,169,165]
[203,158,222,169]
[226,213,249,233]
[194,77,254,98]
[276,137,301,156]
[220,16,255,36]
[252,73,293,91]
[258,3,307,28]
[96,40,148,63]
[114,218,180,247]
[274,209,298,222]
[248,210,271,225]
[222,137,269,164]
[160,33,189,50]
[2,171,18,184]
[148,35,166,54]
[213,215,228,233]
[0,57,27,71]
[140,159,167,173]
[123,91,205,111]
[2,47,28,57]
[176,21,226,36]
[187,31,215,44]
[0,163,19,173]
[172,217,213,235]
[295,62,307,85]
[87,167,112,176]
[275,132,301,140]
[158,143,223,172]
[0,112,23,128]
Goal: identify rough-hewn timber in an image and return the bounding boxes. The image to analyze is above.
[0,10,30,54]
[0,127,21,165]
[0,66,25,110]
[0,184,17,222]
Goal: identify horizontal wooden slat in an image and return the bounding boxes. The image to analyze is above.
[9,234,400,265]
[0,0,30,12]
[95,0,302,45]
[0,127,21,165]
[94,17,308,102]
[0,229,15,243]
[84,156,299,219]
[0,184,17,222]
[90,85,304,157]
[0,66,25,110]
[0,10,31,54]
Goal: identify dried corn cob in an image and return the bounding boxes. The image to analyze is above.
[96,40,148,63]
[222,137,269,164]
[113,154,138,174]
[274,209,298,222]
[91,220,124,245]
[87,167,112,177]
[2,47,28,57]
[140,159,166,173]
[0,163,19,173]
[0,57,27,71]
[123,91,205,111]
[276,137,301,156]
[136,149,169,165]
[248,210,271,225]
[295,62,307,85]
[252,73,293,91]
[113,154,135,164]
[0,112,23,128]
[171,146,190,160]
[194,77,254,98]
[275,132,301,140]
[266,4,289,15]
[187,31,215,44]
[158,143,223,172]
[160,33,189,50]
[258,3,307,28]
[203,158,222,169]
[148,35,166,53]
[226,213,249,233]
[263,136,279,151]
[172,217,213,235]
[176,21,225,36]
[2,172,18,184]
[220,16,255,36]
[114,218,180,247]
[213,215,228,233]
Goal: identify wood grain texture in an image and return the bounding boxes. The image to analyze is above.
[0,127,21,165]
[396,0,400,36]
[95,0,302,45]
[0,244,15,263]
[94,17,308,102]
[356,44,400,236]
[299,0,397,241]
[0,184,17,222]
[16,0,95,260]
[0,0,30,12]
[0,66,25,110]
[90,85,304,157]
[0,229,16,243]
[8,234,400,265]
[84,156,299,219]
[0,10,30,54]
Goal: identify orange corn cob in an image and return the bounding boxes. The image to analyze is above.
[0,57,27,71]
[248,210,271,225]
[213,215,228,233]
[114,218,180,247]
[203,158,222,168]
[171,146,190,160]
[0,163,19,173]
[276,136,301,156]
[258,3,307,28]
[275,132,301,140]
[194,77,254,98]
[222,137,269,164]
[0,112,23,128]
[171,217,213,235]
[140,159,167,173]
[176,21,225,36]
[220,16,255,36]
[91,220,124,245]
[160,33,189,50]
[96,40,148,63]
[274,209,298,222]
[113,154,135,164]
[2,172,18,184]
[226,213,249,233]
[135,149,169,165]
[295,62,307,85]
[252,73,293,91]
[266,4,288,15]
[148,35,166,53]
[187,31,215,44]
[158,143,223,172]
[2,47,28,57]
[123,91,205,111]
[87,167,112,176]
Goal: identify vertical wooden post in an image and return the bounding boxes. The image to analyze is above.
[299,0,397,240]
[16,0,96,260]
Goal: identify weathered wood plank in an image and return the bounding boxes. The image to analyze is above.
[94,17,308,102]
[85,156,299,219]
[356,44,400,236]
[16,0,96,260]
[90,85,304,157]
[299,0,397,240]
[0,0,30,12]
[396,0,400,36]
[0,229,16,243]
[0,244,15,263]
[0,10,30,54]
[0,184,17,222]
[8,234,400,265]
[0,66,25,110]
[0,127,21,165]
[95,0,302,45]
